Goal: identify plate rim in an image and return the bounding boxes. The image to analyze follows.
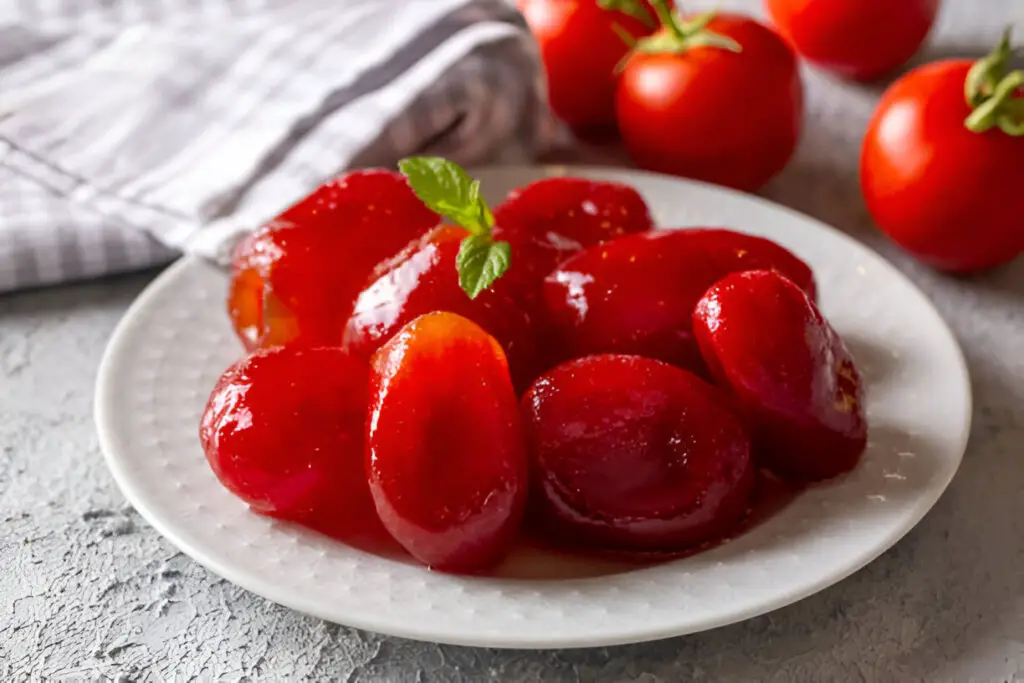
[94,164,973,649]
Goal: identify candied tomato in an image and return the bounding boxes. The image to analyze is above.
[693,270,867,481]
[521,354,754,552]
[343,225,538,392]
[227,170,440,350]
[490,177,654,301]
[543,228,816,374]
[199,346,374,526]
[366,312,528,573]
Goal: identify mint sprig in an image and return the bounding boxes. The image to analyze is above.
[398,157,510,299]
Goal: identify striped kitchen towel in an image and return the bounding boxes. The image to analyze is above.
[0,0,558,292]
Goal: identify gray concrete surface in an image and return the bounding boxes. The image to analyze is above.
[2,0,1024,679]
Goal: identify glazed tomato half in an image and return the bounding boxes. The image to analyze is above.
[616,10,803,192]
[765,0,940,82]
[519,0,665,139]
[860,30,1024,273]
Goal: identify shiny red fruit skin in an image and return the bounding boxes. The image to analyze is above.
[518,0,664,139]
[490,176,654,302]
[765,0,939,82]
[693,270,867,481]
[343,225,538,392]
[199,347,373,524]
[227,170,440,350]
[860,61,1024,273]
[543,228,816,374]
[616,13,803,192]
[366,312,528,573]
[521,354,754,552]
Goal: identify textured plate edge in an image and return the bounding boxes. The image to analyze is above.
[92,166,974,649]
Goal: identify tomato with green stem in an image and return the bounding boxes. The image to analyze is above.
[764,0,940,82]
[615,4,803,192]
[860,28,1024,273]
[518,0,666,139]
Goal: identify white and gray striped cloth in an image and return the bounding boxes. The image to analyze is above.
[0,0,558,292]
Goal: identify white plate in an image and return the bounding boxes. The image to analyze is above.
[95,166,971,649]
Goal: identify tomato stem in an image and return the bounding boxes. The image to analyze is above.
[650,0,683,37]
[611,21,638,48]
[964,27,1024,137]
[965,27,1013,107]
[964,70,1024,135]
[597,0,656,29]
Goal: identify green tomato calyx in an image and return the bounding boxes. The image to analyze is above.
[964,26,1024,136]
[597,0,656,28]
[614,2,741,70]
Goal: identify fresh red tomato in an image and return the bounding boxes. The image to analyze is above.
[616,11,803,192]
[860,31,1024,273]
[765,0,939,82]
[519,0,664,139]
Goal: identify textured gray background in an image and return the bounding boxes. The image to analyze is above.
[3,0,1024,680]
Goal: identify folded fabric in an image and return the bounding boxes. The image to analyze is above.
[0,0,558,293]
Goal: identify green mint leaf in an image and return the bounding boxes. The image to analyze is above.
[477,186,494,230]
[399,156,512,298]
[398,157,492,236]
[456,235,510,299]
